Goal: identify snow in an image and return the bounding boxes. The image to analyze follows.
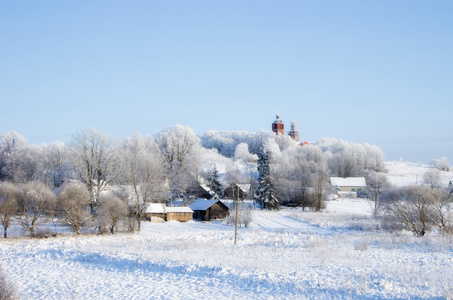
[385,161,453,187]
[330,177,367,187]
[145,203,193,214]
[188,198,220,211]
[165,207,193,213]
[2,203,453,299]
[1,161,453,299]
[144,203,166,214]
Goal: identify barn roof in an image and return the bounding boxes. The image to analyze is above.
[330,177,367,187]
[189,198,221,211]
[145,203,166,214]
[145,203,193,214]
[166,207,193,213]
[237,184,251,192]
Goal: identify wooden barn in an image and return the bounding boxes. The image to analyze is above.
[145,203,166,222]
[166,207,194,222]
[144,203,193,222]
[189,198,229,221]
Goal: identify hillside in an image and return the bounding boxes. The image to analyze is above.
[385,161,453,187]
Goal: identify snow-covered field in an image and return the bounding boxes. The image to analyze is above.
[1,162,453,299]
[2,205,453,299]
[385,161,453,187]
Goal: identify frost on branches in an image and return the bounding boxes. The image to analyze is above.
[255,149,279,210]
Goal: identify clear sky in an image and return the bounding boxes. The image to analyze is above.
[1,1,452,164]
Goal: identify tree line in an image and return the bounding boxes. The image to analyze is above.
[3,125,450,238]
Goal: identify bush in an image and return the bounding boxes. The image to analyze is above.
[97,193,129,234]
[380,186,451,236]
[430,157,450,171]
[55,183,90,235]
[0,268,17,300]
[227,203,252,227]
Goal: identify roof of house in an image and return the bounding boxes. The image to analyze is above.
[189,198,221,211]
[145,203,166,214]
[145,203,193,214]
[238,184,251,192]
[166,207,193,213]
[330,177,367,187]
[228,183,251,191]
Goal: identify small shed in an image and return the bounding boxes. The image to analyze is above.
[144,203,193,222]
[189,198,229,221]
[330,177,367,192]
[166,207,193,222]
[145,203,166,222]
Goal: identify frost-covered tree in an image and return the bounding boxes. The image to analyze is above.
[363,143,386,172]
[45,142,71,188]
[118,133,168,231]
[201,129,291,157]
[0,182,19,238]
[224,162,241,196]
[55,183,90,235]
[311,167,328,211]
[226,202,252,227]
[207,166,223,199]
[155,125,201,198]
[380,186,441,236]
[0,132,48,184]
[156,125,200,173]
[366,171,391,215]
[0,131,29,181]
[18,182,55,238]
[318,139,385,176]
[423,169,442,189]
[289,157,312,208]
[234,143,257,163]
[255,149,278,210]
[430,156,450,171]
[430,190,453,235]
[0,266,17,300]
[98,193,129,234]
[329,151,359,178]
[69,129,119,212]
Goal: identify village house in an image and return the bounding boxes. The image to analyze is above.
[144,203,193,222]
[223,183,251,200]
[330,177,367,198]
[165,207,194,222]
[189,198,229,221]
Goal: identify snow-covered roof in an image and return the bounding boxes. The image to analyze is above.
[237,184,251,192]
[145,203,166,214]
[330,177,367,187]
[145,203,193,214]
[166,207,193,213]
[189,198,220,211]
[199,183,213,194]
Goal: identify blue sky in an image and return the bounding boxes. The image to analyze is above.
[1,1,452,163]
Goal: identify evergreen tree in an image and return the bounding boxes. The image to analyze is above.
[208,166,223,199]
[255,149,279,210]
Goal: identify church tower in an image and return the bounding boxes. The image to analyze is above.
[288,121,300,142]
[272,114,284,136]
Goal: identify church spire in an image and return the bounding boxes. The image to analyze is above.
[272,114,284,135]
[288,121,300,142]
